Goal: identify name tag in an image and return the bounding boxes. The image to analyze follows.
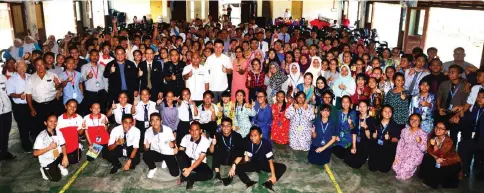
[122,149,127,157]
[144,121,150,128]
[377,139,384,146]
[435,163,441,168]
[356,136,361,143]
[73,92,78,99]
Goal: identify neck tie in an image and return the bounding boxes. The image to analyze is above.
[122,107,126,116]
[144,105,148,121]
[259,42,262,49]
[123,132,128,149]
[187,102,193,121]
[313,39,315,45]
[408,72,421,94]
[283,34,286,42]
[147,63,152,89]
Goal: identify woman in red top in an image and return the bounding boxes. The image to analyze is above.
[271,91,291,145]
[246,59,266,102]
[83,102,110,161]
[350,73,370,107]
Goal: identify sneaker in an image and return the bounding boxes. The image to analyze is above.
[58,165,68,176]
[147,168,157,179]
[186,179,194,190]
[222,177,233,186]
[3,152,16,160]
[245,180,257,188]
[40,167,48,180]
[161,161,167,168]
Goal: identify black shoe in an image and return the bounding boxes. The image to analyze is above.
[3,152,16,160]
[186,180,194,190]
[214,172,222,180]
[222,177,233,186]
[110,164,121,174]
[245,180,257,188]
[262,181,274,192]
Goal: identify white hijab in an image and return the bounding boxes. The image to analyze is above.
[332,64,356,98]
[288,62,303,87]
[305,56,322,85]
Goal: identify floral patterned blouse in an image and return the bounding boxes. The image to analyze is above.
[234,103,256,138]
[285,104,316,151]
[409,93,436,133]
[384,89,410,125]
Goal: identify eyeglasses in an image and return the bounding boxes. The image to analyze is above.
[435,126,446,131]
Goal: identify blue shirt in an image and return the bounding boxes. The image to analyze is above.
[312,118,336,147]
[59,71,83,104]
[335,110,357,148]
[118,63,128,91]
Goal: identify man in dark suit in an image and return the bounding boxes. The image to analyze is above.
[163,49,186,97]
[138,48,164,101]
[103,46,139,103]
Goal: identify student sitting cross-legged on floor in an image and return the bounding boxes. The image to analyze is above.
[33,114,69,181]
[177,122,213,190]
[226,126,287,192]
[105,114,141,174]
[142,112,180,178]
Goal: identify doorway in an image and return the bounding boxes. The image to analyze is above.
[171,1,186,21]
[403,7,429,54]
[291,0,302,19]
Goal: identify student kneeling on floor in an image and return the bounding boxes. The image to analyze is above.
[419,122,461,189]
[177,122,213,190]
[225,126,286,192]
[33,114,69,181]
[106,114,141,174]
[56,99,84,165]
[143,112,180,178]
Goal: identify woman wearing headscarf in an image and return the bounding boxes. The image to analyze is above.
[23,36,41,55]
[305,56,323,86]
[265,62,288,105]
[298,54,311,73]
[251,49,265,71]
[332,65,356,109]
[5,39,24,61]
[285,62,304,96]
[313,76,332,107]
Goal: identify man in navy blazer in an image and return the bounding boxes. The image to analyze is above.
[103,46,139,103]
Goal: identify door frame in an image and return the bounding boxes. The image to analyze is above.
[402,6,430,53]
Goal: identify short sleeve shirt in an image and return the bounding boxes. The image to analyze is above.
[180,134,210,162]
[56,114,83,154]
[244,138,274,162]
[33,129,66,167]
[108,125,140,148]
[144,126,175,155]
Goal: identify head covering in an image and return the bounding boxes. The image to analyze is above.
[269,62,288,92]
[298,54,310,73]
[305,56,322,85]
[331,64,356,98]
[288,62,303,86]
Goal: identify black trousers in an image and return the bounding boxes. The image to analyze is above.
[367,141,397,173]
[143,150,179,176]
[458,139,484,175]
[67,148,82,165]
[12,103,33,151]
[176,151,213,182]
[176,121,190,145]
[105,146,140,168]
[212,151,235,170]
[419,154,461,188]
[236,159,286,184]
[135,120,148,152]
[32,100,57,139]
[84,90,108,114]
[42,154,64,182]
[200,121,217,139]
[332,145,349,160]
[344,141,369,169]
[0,112,12,157]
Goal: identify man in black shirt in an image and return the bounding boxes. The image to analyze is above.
[226,126,286,191]
[209,118,244,184]
[163,49,186,97]
[421,58,448,95]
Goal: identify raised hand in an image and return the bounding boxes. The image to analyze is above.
[430,139,436,146]
[347,116,352,125]
[111,100,116,109]
[171,74,176,80]
[138,68,143,77]
[385,132,390,140]
[87,71,93,79]
[416,136,422,143]
[400,91,406,100]
[111,65,116,73]
[20,92,26,100]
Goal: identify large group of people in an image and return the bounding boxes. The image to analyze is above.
[1,15,483,191]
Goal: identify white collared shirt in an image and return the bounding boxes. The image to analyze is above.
[144,125,175,155]
[197,103,219,124]
[33,129,66,167]
[112,103,133,124]
[25,71,59,103]
[182,65,210,101]
[108,125,140,148]
[178,100,197,122]
[6,73,30,104]
[0,75,12,114]
[467,85,483,111]
[180,134,210,162]
[133,101,158,122]
[205,53,232,91]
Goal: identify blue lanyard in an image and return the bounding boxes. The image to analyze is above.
[341,113,348,124]
[380,122,389,140]
[251,140,263,154]
[222,135,232,149]
[449,83,461,99]
[358,116,367,136]
[476,108,484,129]
[320,121,329,134]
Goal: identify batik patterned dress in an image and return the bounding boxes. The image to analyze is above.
[271,103,291,144]
[392,127,428,180]
[234,104,256,138]
[335,110,358,149]
[285,105,315,151]
[409,93,436,133]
